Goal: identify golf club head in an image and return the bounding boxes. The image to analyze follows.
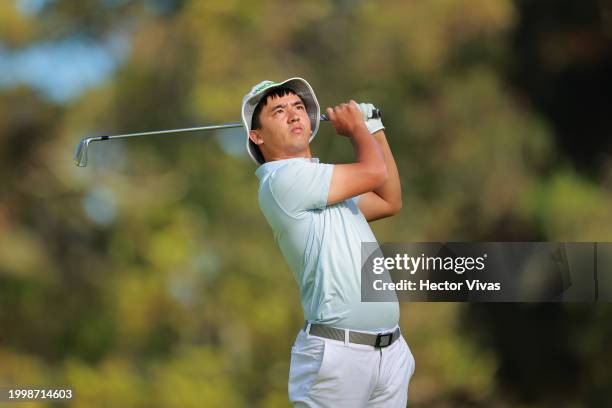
[73,138,91,167]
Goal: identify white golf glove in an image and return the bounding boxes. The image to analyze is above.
[358,102,385,134]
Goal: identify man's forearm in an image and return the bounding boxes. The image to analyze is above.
[371,130,402,210]
[351,124,387,175]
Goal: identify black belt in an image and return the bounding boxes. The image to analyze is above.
[304,322,401,348]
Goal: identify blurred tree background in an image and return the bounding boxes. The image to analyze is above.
[0,0,611,406]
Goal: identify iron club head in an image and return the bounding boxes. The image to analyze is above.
[73,138,93,167]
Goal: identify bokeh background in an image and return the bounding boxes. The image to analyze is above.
[1,0,611,406]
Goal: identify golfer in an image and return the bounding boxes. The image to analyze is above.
[242,77,415,407]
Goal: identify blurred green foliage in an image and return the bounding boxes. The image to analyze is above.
[1,0,611,407]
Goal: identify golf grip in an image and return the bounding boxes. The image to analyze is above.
[320,107,382,121]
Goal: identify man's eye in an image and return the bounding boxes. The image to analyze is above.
[297,105,305,110]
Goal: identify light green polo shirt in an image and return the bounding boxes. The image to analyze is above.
[255,157,399,331]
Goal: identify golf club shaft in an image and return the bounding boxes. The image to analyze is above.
[95,122,243,142]
[90,109,381,142]
[73,108,382,166]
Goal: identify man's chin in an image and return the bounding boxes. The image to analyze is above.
[286,144,310,156]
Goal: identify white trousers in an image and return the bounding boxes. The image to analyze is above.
[288,326,416,407]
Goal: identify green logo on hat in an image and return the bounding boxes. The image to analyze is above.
[251,81,277,96]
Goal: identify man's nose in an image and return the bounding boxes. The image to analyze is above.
[287,107,301,122]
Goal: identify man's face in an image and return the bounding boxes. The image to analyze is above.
[250,92,312,161]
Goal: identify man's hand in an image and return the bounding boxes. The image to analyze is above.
[357,102,385,134]
[326,101,388,206]
[325,100,369,137]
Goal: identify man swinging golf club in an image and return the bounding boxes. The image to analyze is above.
[242,77,415,407]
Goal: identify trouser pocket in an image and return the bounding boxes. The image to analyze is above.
[289,333,328,403]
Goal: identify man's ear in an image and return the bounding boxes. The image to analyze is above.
[249,130,263,146]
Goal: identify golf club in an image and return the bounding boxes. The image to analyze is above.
[73,108,382,167]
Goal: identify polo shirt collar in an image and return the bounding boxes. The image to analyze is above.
[255,157,320,180]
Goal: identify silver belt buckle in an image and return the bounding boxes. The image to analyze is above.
[374,332,393,348]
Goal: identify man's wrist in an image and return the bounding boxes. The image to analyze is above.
[349,122,371,139]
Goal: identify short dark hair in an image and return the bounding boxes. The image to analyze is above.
[251,86,299,130]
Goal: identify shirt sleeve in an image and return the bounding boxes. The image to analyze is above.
[268,161,334,216]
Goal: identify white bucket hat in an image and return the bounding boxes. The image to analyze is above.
[241,77,320,165]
